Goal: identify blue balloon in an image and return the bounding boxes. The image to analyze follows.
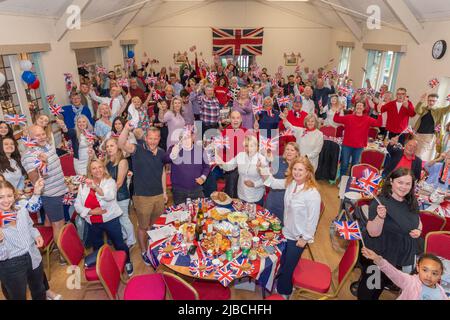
[127,50,135,59]
[21,71,36,84]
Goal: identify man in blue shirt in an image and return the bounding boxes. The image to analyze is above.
[313,78,335,118]
[61,91,94,129]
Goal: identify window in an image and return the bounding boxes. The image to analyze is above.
[0,55,21,120]
[220,55,255,73]
[363,50,402,91]
[74,48,103,78]
[122,44,135,61]
[337,47,352,76]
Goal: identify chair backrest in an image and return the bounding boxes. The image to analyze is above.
[350,164,379,179]
[59,154,76,177]
[162,272,199,300]
[320,200,325,221]
[360,149,386,171]
[336,126,344,138]
[336,240,360,291]
[419,211,446,239]
[57,223,85,266]
[425,231,450,259]
[368,127,379,140]
[96,245,122,300]
[320,125,337,138]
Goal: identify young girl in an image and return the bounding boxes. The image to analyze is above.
[127,95,151,132]
[0,179,46,300]
[362,247,448,300]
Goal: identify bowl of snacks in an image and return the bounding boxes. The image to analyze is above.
[211,191,232,205]
[227,212,248,224]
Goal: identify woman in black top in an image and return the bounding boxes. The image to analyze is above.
[104,138,136,248]
[357,168,422,300]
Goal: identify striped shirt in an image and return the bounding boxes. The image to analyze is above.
[199,95,221,125]
[22,144,68,197]
[0,195,43,270]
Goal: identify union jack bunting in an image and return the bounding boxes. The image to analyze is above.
[158,242,182,258]
[215,264,235,287]
[333,220,362,240]
[0,210,17,227]
[212,28,264,56]
[96,66,107,74]
[20,136,38,148]
[259,136,278,152]
[45,94,55,105]
[49,104,64,116]
[428,78,440,89]
[357,169,382,194]
[213,135,230,149]
[117,78,129,87]
[62,193,75,206]
[189,259,214,278]
[5,114,27,126]
[277,96,290,106]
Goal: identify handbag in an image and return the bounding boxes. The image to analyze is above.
[84,249,99,267]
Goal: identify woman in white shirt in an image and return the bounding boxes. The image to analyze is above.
[281,112,324,172]
[261,156,321,299]
[219,135,267,205]
[74,159,133,276]
[0,137,26,190]
[321,94,341,128]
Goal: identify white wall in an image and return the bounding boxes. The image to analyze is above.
[0,14,144,106]
[331,20,450,104]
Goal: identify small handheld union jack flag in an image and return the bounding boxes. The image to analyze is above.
[259,136,278,152]
[83,130,96,143]
[252,104,263,115]
[33,156,48,176]
[62,193,75,206]
[153,91,162,101]
[428,78,440,89]
[357,169,382,195]
[271,78,278,87]
[20,136,38,148]
[46,94,55,105]
[333,220,363,241]
[0,210,17,227]
[213,135,230,150]
[338,86,350,96]
[5,114,27,126]
[117,78,129,87]
[49,104,64,116]
[145,76,157,85]
[96,65,107,74]
[207,72,217,84]
[280,128,294,137]
[401,125,415,136]
[277,96,290,107]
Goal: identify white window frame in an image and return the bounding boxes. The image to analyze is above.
[337,46,352,76]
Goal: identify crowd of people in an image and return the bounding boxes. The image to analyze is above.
[0,51,449,300]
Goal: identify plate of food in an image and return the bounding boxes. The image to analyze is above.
[211,191,232,205]
[209,207,231,221]
[227,212,248,224]
[213,220,234,236]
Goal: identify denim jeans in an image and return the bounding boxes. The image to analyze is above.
[0,253,46,300]
[118,199,136,247]
[340,145,363,177]
[89,217,130,264]
[276,239,305,295]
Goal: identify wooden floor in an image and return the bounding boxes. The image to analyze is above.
[0,181,397,300]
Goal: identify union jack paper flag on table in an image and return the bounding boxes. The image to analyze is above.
[357,169,382,195]
[428,78,440,89]
[0,210,17,227]
[20,136,38,148]
[333,220,362,240]
[189,259,214,278]
[230,257,256,277]
[117,78,129,87]
[158,242,182,259]
[212,28,264,56]
[49,104,64,116]
[5,114,27,126]
[215,264,235,287]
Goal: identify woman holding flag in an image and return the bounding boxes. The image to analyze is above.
[357,167,423,300]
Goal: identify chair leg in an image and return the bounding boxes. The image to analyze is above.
[306,244,315,261]
[46,246,52,281]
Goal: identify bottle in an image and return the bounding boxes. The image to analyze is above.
[231,222,240,253]
[195,201,204,241]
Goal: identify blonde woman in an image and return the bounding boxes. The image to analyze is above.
[218,135,267,205]
[280,112,324,172]
[94,103,113,140]
[232,87,253,129]
[56,115,94,175]
[321,94,341,128]
[159,96,185,148]
[74,159,133,276]
[260,156,321,299]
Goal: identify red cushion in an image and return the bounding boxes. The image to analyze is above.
[36,226,54,248]
[191,281,231,300]
[292,259,332,293]
[265,294,286,300]
[83,251,126,282]
[124,274,166,300]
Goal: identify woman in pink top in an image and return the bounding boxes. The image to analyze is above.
[160,96,186,149]
[362,248,448,300]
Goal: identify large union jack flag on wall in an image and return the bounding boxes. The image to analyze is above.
[212,28,264,56]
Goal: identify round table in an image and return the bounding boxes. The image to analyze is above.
[147,198,286,291]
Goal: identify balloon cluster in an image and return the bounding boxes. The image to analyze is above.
[20,60,40,89]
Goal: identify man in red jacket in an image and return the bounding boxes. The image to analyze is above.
[381,87,415,145]
[278,95,307,154]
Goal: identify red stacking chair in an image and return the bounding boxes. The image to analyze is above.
[264,294,286,300]
[350,164,379,179]
[320,126,337,138]
[59,154,76,177]
[57,223,127,299]
[293,240,360,299]
[368,127,379,140]
[36,226,54,280]
[306,200,325,261]
[424,231,450,259]
[97,245,122,300]
[360,149,386,171]
[419,211,446,239]
[124,274,166,300]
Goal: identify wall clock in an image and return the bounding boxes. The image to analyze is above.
[432,40,447,59]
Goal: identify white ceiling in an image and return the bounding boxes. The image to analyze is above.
[0,0,450,26]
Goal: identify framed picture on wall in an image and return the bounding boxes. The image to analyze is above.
[284,55,298,66]
[114,65,122,78]
[174,52,188,64]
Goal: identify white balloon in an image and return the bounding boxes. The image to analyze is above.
[20,60,33,71]
[0,72,5,86]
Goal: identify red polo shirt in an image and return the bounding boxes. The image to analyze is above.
[395,153,415,171]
